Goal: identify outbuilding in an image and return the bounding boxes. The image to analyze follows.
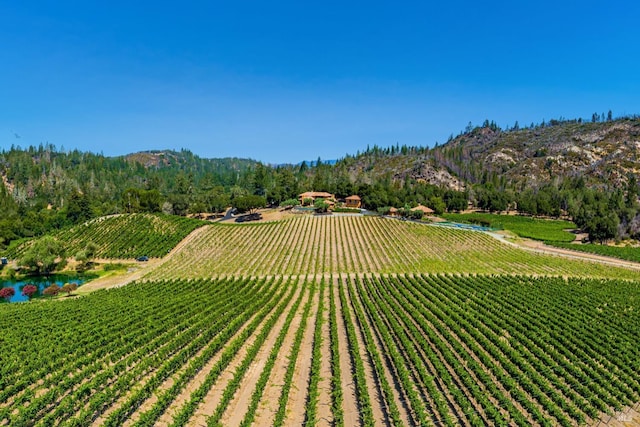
[411,204,435,215]
[345,195,362,209]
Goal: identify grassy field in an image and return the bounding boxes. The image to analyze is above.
[442,212,576,242]
[6,213,206,259]
[147,215,639,280]
[1,274,638,426]
[546,241,640,263]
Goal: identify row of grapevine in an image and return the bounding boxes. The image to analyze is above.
[147,215,640,280]
[7,213,205,259]
[0,273,638,425]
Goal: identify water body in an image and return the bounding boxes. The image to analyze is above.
[0,276,86,303]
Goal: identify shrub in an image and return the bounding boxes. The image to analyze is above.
[280,199,300,208]
[314,199,330,213]
[60,283,78,296]
[0,287,15,301]
[22,284,38,300]
[333,207,360,213]
[377,206,392,215]
[43,284,61,297]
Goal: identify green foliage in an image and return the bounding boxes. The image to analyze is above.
[377,206,391,215]
[403,208,424,220]
[66,192,93,223]
[102,263,128,271]
[279,198,300,208]
[0,146,258,248]
[233,195,266,213]
[75,242,98,270]
[546,242,640,263]
[148,216,638,280]
[0,275,638,425]
[428,196,446,215]
[19,236,66,274]
[11,214,205,260]
[332,207,360,213]
[313,198,330,213]
[443,212,576,242]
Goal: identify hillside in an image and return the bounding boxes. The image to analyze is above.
[333,117,640,190]
[438,118,640,188]
[8,213,206,259]
[2,214,640,426]
[146,216,640,280]
[2,116,640,252]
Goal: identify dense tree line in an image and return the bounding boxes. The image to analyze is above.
[2,124,640,250]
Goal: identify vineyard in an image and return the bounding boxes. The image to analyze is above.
[546,241,640,263]
[147,216,640,280]
[0,274,638,426]
[7,214,206,259]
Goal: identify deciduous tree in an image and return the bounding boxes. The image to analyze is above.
[0,287,15,301]
[19,236,66,275]
[21,284,38,300]
[43,284,61,297]
[60,283,78,296]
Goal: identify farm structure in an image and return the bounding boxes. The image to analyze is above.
[412,204,435,215]
[344,195,362,208]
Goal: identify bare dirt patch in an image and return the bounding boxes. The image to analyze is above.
[316,283,334,427]
[595,403,640,426]
[333,278,361,427]
[247,286,310,427]
[283,282,320,426]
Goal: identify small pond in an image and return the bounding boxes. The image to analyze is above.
[0,276,87,303]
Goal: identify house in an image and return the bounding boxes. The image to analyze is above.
[388,207,400,217]
[411,204,435,215]
[345,195,362,209]
[298,191,336,206]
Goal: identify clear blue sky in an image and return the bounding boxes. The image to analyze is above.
[1,1,639,164]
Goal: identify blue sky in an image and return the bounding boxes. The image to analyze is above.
[1,1,639,163]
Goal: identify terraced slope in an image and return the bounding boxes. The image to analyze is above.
[147,215,640,280]
[1,274,638,426]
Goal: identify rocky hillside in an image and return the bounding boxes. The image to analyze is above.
[335,116,640,190]
[437,117,640,188]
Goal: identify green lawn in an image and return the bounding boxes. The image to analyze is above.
[442,212,576,242]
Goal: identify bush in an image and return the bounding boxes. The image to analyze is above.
[280,199,300,208]
[333,207,360,213]
[377,207,392,215]
[21,284,38,300]
[314,199,330,213]
[103,263,127,271]
[43,284,61,297]
[61,283,78,296]
[0,287,15,301]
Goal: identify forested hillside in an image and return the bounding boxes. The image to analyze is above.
[2,114,640,249]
